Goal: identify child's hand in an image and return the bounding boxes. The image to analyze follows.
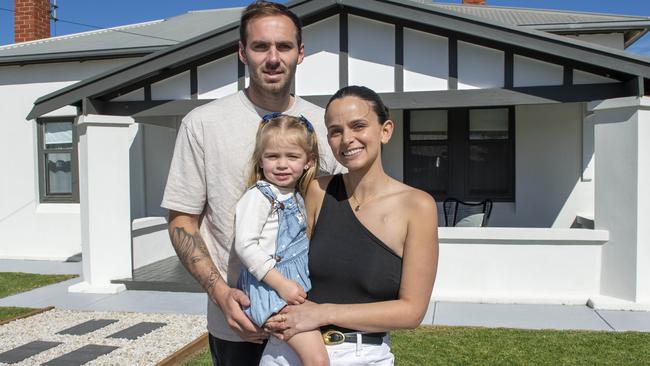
[277,280,306,305]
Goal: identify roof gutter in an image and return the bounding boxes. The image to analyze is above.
[0,46,165,66]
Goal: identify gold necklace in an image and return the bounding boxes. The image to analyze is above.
[349,190,381,212]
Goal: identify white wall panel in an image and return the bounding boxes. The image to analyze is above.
[348,15,394,93]
[458,41,504,90]
[573,69,618,84]
[383,109,403,180]
[403,28,448,92]
[111,88,145,102]
[513,55,563,87]
[296,16,339,96]
[198,54,238,99]
[151,71,191,100]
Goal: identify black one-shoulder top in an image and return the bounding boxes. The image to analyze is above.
[308,174,403,330]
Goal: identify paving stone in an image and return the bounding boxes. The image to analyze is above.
[42,344,118,366]
[0,340,61,364]
[107,322,166,340]
[57,319,118,335]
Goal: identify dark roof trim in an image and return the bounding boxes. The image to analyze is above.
[27,0,650,120]
[87,82,632,118]
[0,47,165,66]
[26,0,330,120]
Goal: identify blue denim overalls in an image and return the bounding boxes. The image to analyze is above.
[237,181,312,327]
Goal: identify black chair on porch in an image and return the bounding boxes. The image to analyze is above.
[443,198,493,227]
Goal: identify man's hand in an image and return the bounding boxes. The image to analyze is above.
[214,286,268,343]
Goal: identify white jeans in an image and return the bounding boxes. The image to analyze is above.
[260,335,395,366]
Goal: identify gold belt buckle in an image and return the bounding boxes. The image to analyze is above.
[322,330,346,345]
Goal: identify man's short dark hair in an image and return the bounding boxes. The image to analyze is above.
[240,1,302,46]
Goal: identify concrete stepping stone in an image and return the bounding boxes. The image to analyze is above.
[57,319,118,335]
[0,340,61,364]
[107,321,166,340]
[41,344,118,366]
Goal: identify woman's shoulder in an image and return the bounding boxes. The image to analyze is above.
[307,174,338,195]
[391,180,437,215]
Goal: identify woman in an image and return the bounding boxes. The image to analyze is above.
[262,86,439,365]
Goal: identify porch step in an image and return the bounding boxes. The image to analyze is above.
[112,256,203,293]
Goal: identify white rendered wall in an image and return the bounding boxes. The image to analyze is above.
[458,42,504,90]
[296,16,339,96]
[565,33,625,50]
[510,103,594,228]
[71,114,133,293]
[132,217,175,269]
[513,55,563,87]
[348,15,394,93]
[198,54,238,99]
[0,59,135,260]
[573,69,618,84]
[129,123,178,219]
[403,29,448,92]
[433,227,606,304]
[589,97,650,308]
[151,71,191,100]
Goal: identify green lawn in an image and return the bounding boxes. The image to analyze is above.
[0,307,35,322]
[183,326,650,366]
[0,272,77,322]
[0,272,77,298]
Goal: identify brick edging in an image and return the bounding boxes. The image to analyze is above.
[156,332,209,366]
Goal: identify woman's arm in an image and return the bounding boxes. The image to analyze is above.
[267,190,439,337]
[304,176,332,238]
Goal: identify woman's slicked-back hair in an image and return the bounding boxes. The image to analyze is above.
[240,1,303,46]
[325,85,390,124]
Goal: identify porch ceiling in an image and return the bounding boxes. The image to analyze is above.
[27,0,650,120]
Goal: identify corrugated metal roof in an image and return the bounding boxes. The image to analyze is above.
[0,7,243,63]
[426,2,650,27]
[2,1,648,65]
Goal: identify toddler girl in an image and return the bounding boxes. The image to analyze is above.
[235,113,328,366]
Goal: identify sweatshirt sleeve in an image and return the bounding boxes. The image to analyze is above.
[234,189,277,281]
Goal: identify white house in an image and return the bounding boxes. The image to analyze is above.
[2,0,650,309]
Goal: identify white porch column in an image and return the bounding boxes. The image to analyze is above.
[588,96,650,310]
[68,114,135,294]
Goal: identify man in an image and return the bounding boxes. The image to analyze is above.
[161,1,341,365]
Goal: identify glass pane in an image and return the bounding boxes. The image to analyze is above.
[467,143,510,195]
[410,110,447,140]
[45,122,73,149]
[469,108,508,140]
[46,153,72,194]
[406,144,448,194]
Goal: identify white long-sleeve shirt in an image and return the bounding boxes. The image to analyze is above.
[234,183,296,281]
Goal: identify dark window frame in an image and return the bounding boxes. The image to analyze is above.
[404,106,515,202]
[36,117,80,203]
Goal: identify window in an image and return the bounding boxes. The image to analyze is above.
[37,118,79,203]
[404,107,514,201]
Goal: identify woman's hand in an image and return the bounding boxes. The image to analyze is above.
[265,301,327,340]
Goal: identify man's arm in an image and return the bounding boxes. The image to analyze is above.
[168,210,267,343]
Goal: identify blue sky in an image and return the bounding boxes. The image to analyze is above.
[0,0,648,55]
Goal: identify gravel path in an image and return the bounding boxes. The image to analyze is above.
[0,308,206,365]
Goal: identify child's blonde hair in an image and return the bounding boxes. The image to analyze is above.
[247,114,320,197]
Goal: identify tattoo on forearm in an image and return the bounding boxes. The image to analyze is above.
[171,227,222,291]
